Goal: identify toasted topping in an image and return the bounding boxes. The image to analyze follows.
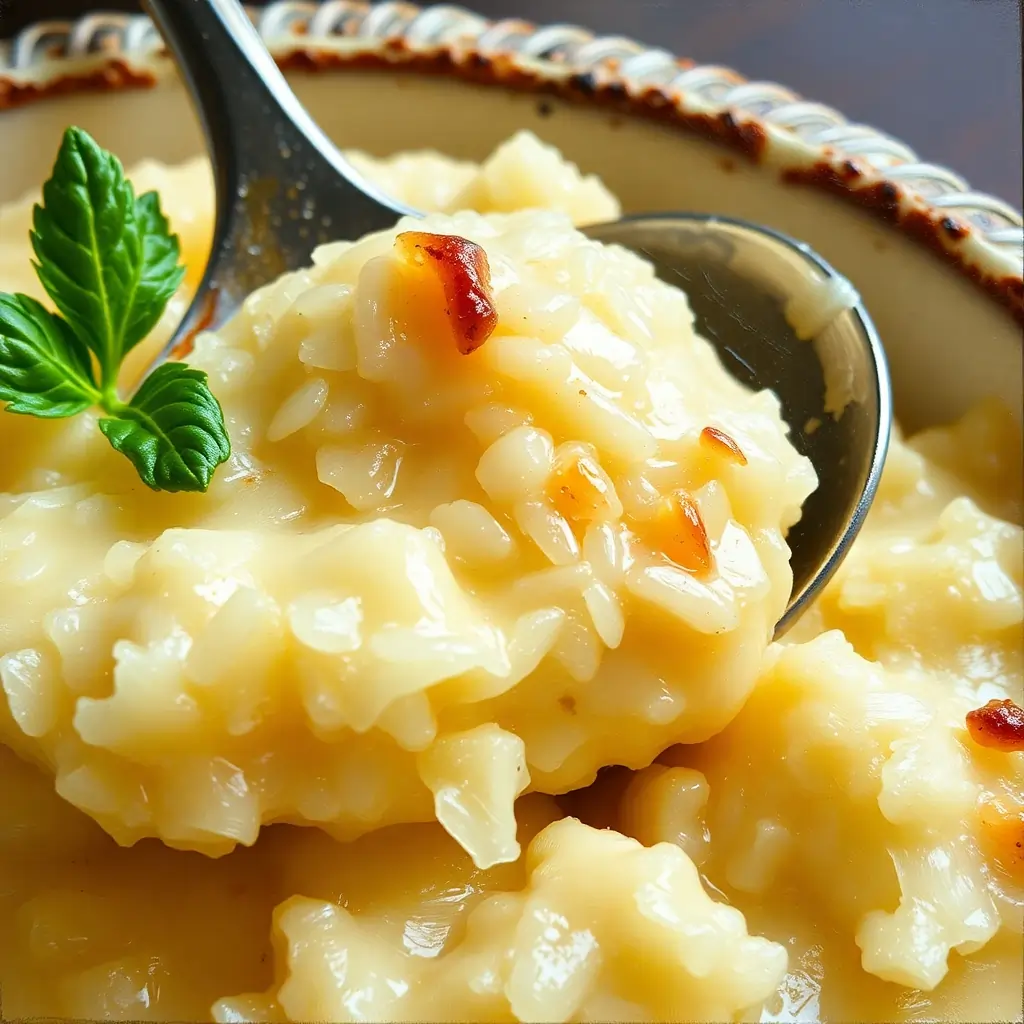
[394,231,498,354]
[700,426,747,465]
[549,445,621,524]
[645,490,712,575]
[966,699,1024,752]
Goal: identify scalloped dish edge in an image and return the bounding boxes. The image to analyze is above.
[0,3,1022,325]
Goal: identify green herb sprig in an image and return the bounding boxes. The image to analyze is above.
[0,127,230,493]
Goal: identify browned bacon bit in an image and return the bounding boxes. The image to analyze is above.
[647,489,711,575]
[699,426,747,465]
[394,231,498,354]
[966,699,1024,752]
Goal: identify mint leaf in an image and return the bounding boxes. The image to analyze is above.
[30,127,140,388]
[4,126,230,494]
[98,363,230,493]
[29,128,186,393]
[126,191,186,353]
[0,293,100,417]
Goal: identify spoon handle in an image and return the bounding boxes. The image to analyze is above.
[143,0,411,355]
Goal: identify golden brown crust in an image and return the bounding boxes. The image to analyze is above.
[0,60,157,110]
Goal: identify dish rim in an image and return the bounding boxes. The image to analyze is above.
[1,0,1022,324]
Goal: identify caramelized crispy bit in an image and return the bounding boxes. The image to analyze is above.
[394,231,498,354]
[645,490,712,575]
[549,446,620,524]
[700,426,747,465]
[966,699,1024,752]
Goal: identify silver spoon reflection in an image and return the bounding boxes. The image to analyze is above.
[143,0,891,637]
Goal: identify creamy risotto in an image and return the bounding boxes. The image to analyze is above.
[0,131,1021,1022]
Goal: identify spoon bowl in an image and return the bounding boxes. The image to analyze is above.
[586,215,890,634]
[144,0,892,634]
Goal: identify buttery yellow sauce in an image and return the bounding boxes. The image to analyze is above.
[1,131,1021,1022]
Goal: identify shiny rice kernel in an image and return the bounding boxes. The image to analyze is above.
[547,442,623,525]
[640,490,712,575]
[699,426,748,466]
[977,794,1024,881]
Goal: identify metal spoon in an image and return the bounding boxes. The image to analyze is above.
[144,0,891,637]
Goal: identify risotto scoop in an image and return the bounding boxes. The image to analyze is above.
[0,131,815,865]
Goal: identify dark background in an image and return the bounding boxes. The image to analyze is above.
[2,0,1021,209]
